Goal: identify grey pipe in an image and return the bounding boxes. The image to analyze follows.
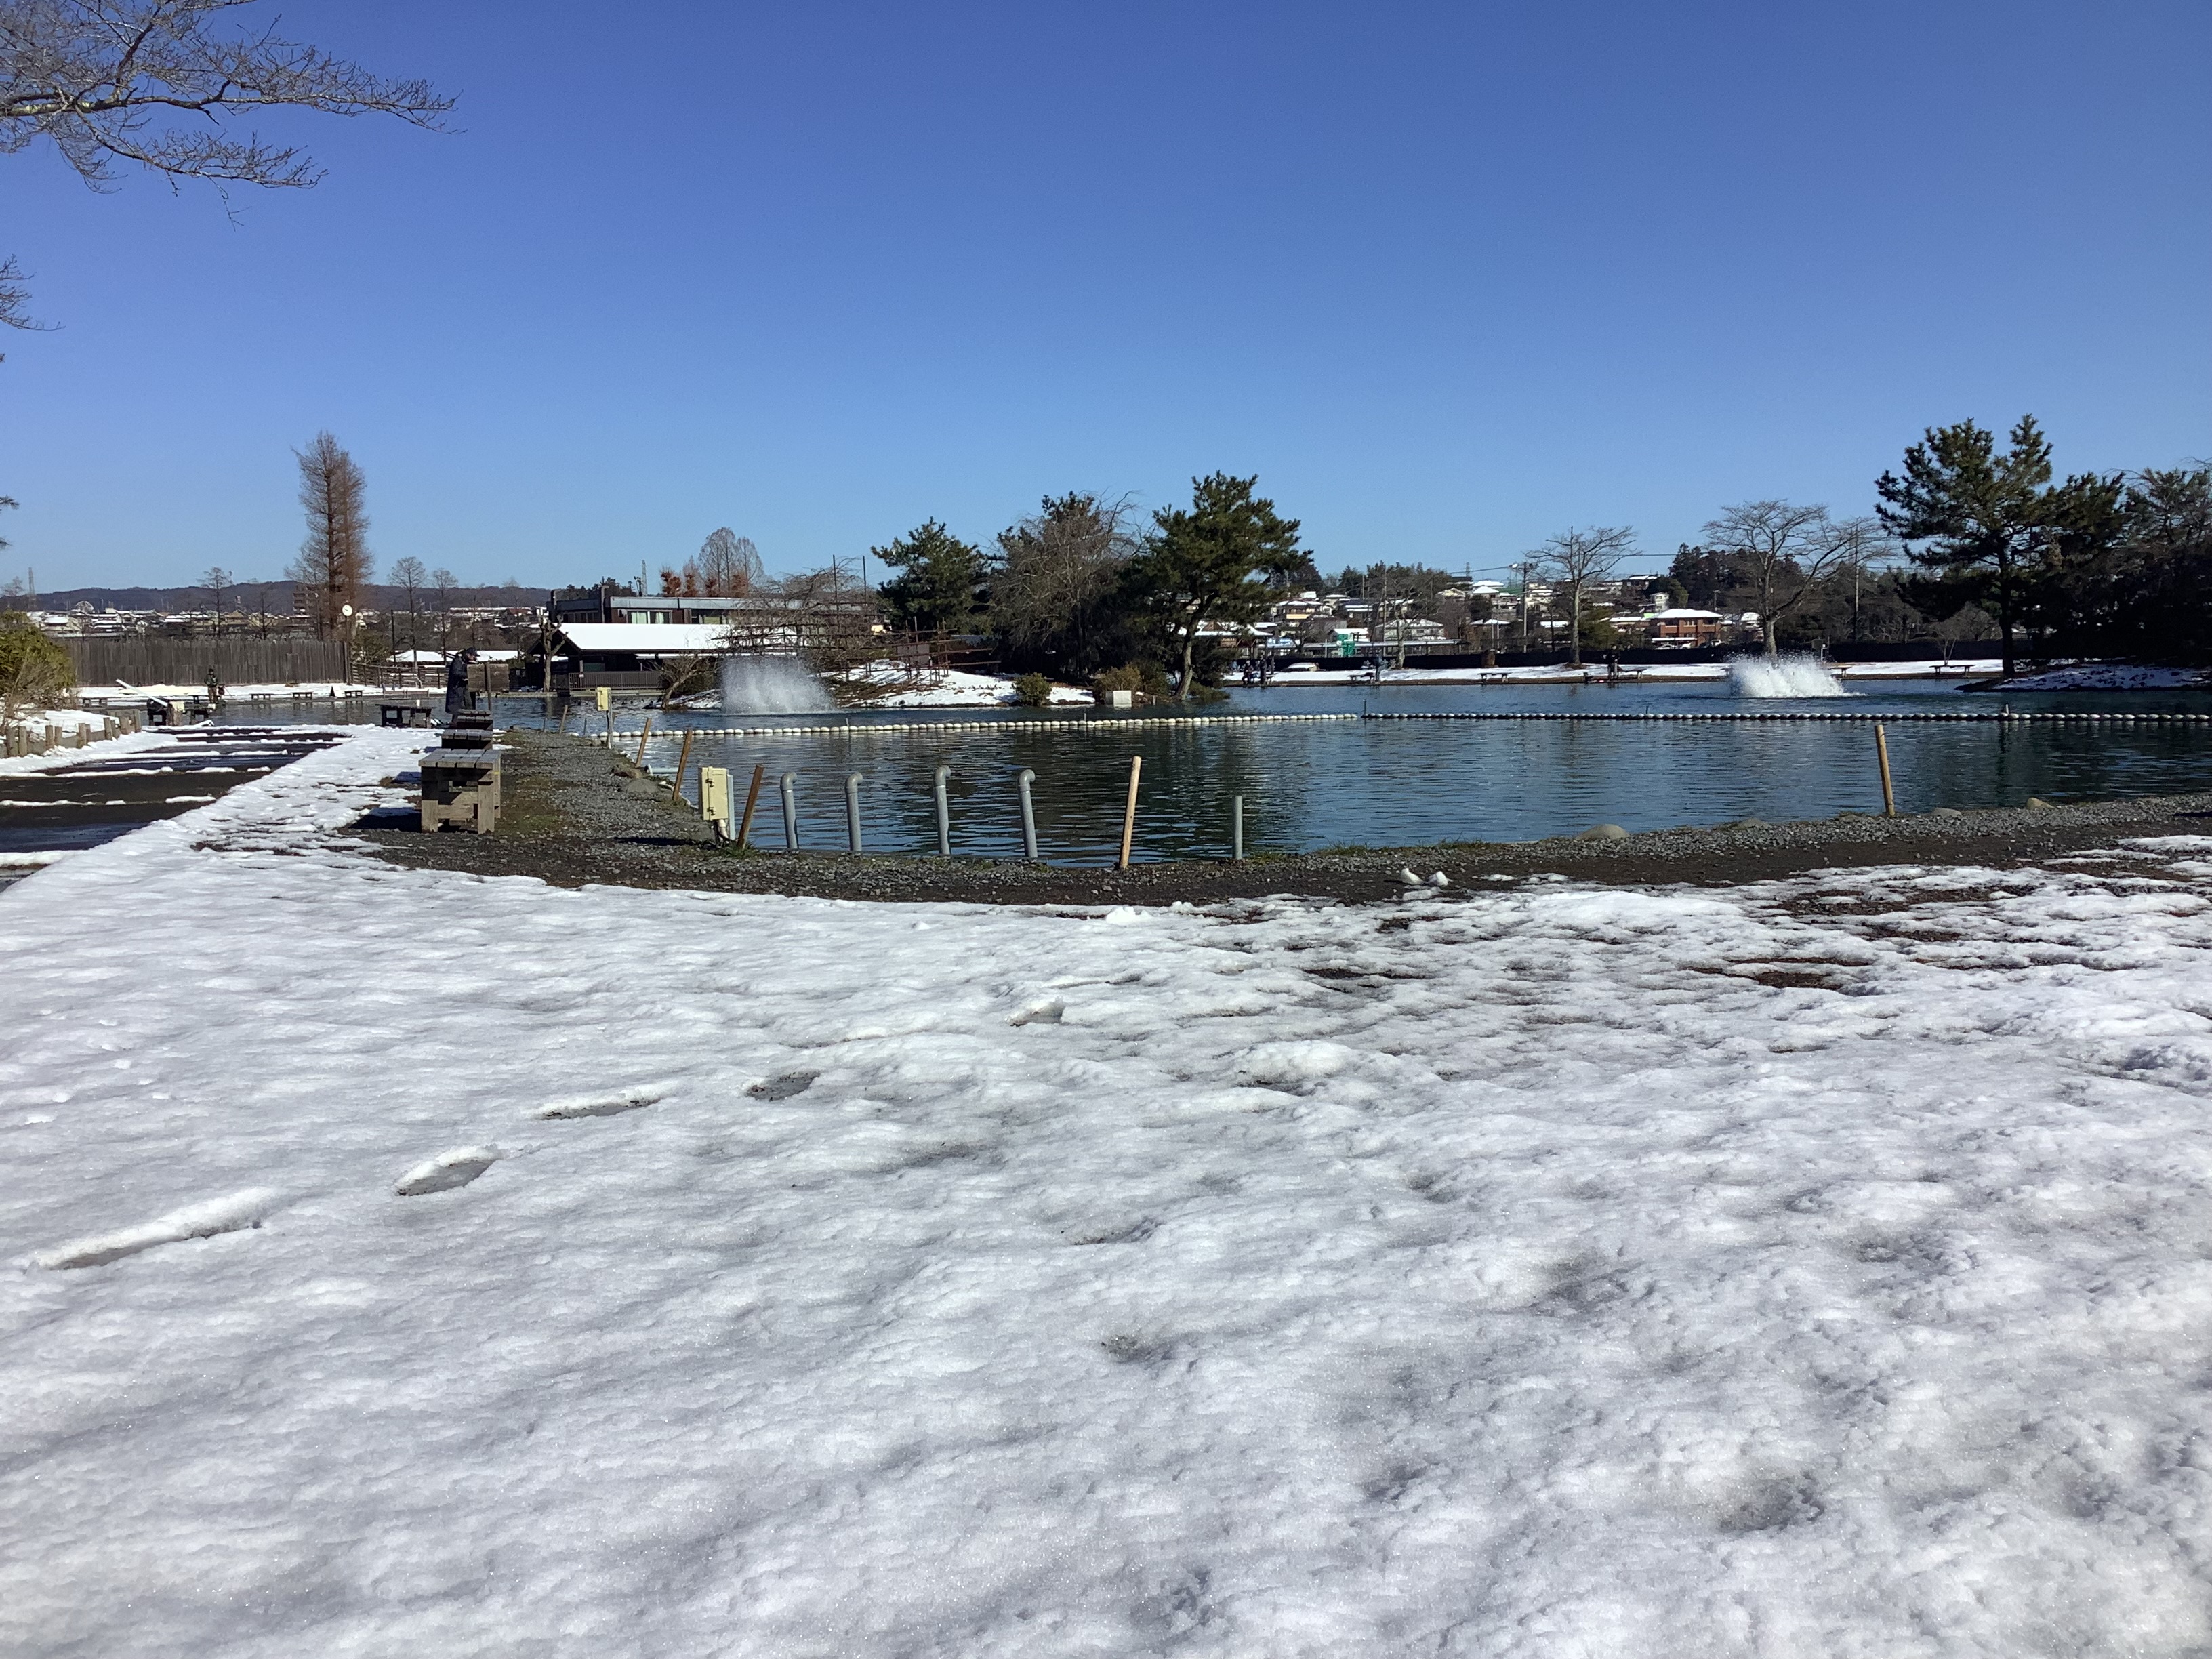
[1233,794,1244,861]
[780,771,798,851]
[1017,769,1038,861]
[935,765,951,856]
[845,772,864,854]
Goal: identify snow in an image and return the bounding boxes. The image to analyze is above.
[68,682,388,704]
[1837,659,2003,680]
[3,705,109,744]
[1999,664,2209,693]
[1263,659,2007,688]
[7,731,2212,1654]
[1265,661,1731,685]
[844,661,1093,707]
[0,717,171,777]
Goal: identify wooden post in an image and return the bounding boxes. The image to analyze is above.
[632,716,654,767]
[1875,723,1896,817]
[672,728,695,804]
[556,701,571,736]
[1118,754,1141,870]
[737,763,765,847]
[1233,794,1244,861]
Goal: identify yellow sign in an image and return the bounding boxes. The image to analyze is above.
[594,686,611,712]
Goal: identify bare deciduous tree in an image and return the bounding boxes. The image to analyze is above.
[695,527,762,596]
[287,430,369,638]
[1534,525,1637,666]
[661,529,764,598]
[0,254,32,335]
[198,562,230,617]
[993,492,1137,674]
[388,554,426,649]
[1702,500,1883,657]
[429,565,457,652]
[1,0,451,331]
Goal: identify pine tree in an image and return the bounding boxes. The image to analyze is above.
[871,520,987,634]
[1876,416,2116,677]
[1129,474,1303,699]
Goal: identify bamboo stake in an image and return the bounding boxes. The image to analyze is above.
[1118,754,1142,869]
[1875,723,1896,817]
[737,763,765,848]
[633,716,654,766]
[672,728,695,804]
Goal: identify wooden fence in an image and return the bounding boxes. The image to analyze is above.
[61,637,349,687]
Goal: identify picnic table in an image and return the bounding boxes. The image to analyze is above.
[419,718,501,832]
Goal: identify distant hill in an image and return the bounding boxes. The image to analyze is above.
[21,581,555,614]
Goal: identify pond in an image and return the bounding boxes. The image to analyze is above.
[449,677,2212,866]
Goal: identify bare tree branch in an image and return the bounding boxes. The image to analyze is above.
[1533,525,1636,667]
[1703,500,1880,657]
[2,0,450,329]
[0,253,39,334]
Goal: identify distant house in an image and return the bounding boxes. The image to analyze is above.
[1641,609,1727,648]
[550,589,759,628]
[552,623,732,691]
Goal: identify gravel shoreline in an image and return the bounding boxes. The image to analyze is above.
[352,728,2212,905]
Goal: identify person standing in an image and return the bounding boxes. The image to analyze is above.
[443,649,476,718]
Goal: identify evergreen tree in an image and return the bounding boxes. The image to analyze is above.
[1128,474,1303,700]
[1875,415,2116,676]
[871,520,987,634]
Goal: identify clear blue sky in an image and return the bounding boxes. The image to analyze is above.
[3,0,2207,592]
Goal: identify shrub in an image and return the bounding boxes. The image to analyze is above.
[1092,663,1173,702]
[0,613,72,718]
[1010,672,1054,707]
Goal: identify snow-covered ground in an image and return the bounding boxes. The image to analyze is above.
[74,680,390,702]
[0,724,173,777]
[842,662,1094,708]
[3,704,122,748]
[8,730,2212,1656]
[1998,664,2209,693]
[1258,659,2005,687]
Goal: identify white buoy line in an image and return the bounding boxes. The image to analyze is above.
[622,712,1365,738]
[602,707,2212,739]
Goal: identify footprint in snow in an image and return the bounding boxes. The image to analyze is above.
[394,1147,501,1196]
[747,1071,816,1101]
[536,1086,663,1120]
[32,1187,279,1270]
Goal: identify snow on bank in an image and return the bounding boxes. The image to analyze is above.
[1997,664,2210,693]
[844,661,1092,707]
[0,722,171,777]
[7,733,2212,1654]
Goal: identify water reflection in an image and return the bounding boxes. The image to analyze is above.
[220,680,2212,864]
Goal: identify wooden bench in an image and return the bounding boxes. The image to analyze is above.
[380,703,435,727]
[419,748,501,834]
